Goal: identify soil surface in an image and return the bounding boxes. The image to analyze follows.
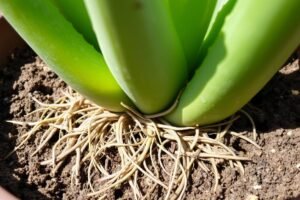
[0,47,299,200]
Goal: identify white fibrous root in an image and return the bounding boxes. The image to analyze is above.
[7,88,260,200]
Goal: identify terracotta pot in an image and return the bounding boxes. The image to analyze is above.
[0,13,26,65]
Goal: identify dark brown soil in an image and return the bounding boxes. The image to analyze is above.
[0,47,299,200]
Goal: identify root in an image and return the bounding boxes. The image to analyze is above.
[7,88,260,200]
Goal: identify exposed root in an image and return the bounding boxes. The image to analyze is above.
[7,89,260,200]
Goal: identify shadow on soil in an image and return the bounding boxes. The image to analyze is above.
[234,54,300,133]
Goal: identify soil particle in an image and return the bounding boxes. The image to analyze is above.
[0,48,299,200]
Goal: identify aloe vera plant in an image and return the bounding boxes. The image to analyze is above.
[166,0,300,126]
[0,0,130,112]
[1,0,299,125]
[1,0,300,198]
[85,0,187,114]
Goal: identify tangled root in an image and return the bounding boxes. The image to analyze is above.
[7,88,260,200]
